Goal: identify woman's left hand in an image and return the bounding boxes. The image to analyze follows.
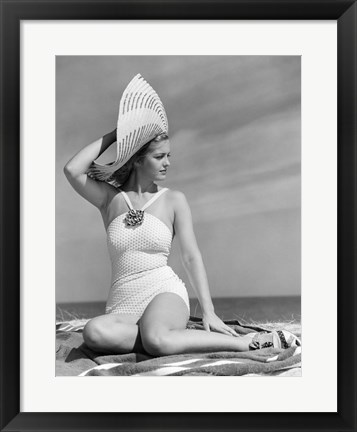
[202,311,239,337]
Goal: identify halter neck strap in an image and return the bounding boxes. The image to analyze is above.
[119,188,168,211]
[119,190,134,210]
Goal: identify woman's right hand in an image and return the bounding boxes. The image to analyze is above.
[202,311,239,337]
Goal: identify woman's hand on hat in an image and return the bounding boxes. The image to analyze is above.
[202,311,239,337]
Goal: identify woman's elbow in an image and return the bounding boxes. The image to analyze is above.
[63,162,71,175]
[182,251,202,268]
[63,164,75,180]
[63,162,83,179]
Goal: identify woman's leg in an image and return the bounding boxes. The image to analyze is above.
[83,313,145,354]
[140,293,253,356]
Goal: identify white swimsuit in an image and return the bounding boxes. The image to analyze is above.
[105,188,190,317]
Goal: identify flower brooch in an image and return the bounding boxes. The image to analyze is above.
[124,209,145,227]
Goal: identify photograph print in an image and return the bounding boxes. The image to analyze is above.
[56,55,301,377]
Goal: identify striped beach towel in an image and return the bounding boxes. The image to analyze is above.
[56,317,301,377]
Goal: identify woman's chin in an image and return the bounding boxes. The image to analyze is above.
[155,173,167,181]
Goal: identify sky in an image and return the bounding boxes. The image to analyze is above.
[56,56,301,303]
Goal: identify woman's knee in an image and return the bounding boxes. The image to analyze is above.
[139,293,189,356]
[83,319,105,350]
[141,328,171,356]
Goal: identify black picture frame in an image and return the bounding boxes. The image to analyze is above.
[1,1,356,431]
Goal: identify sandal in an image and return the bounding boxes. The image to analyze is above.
[249,330,301,350]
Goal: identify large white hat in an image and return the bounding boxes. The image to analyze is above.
[87,73,169,181]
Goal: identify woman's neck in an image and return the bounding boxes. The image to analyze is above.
[121,172,157,195]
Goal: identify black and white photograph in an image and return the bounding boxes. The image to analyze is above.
[56,56,301,377]
[3,0,357,427]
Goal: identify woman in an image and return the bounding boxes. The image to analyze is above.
[64,74,300,356]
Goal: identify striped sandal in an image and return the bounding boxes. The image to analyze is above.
[249,330,301,350]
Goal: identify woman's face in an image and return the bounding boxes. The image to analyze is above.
[137,139,171,181]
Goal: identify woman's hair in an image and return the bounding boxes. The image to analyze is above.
[108,133,169,187]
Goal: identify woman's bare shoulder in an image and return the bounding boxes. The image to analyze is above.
[166,189,186,200]
[165,189,189,210]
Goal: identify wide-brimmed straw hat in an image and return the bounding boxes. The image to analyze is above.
[87,73,169,181]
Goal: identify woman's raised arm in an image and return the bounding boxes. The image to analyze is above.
[64,129,116,209]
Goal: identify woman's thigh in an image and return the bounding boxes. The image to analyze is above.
[139,293,189,342]
[139,293,189,355]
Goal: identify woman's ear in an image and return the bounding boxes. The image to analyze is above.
[133,158,143,168]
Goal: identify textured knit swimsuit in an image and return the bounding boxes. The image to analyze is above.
[105,188,190,317]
